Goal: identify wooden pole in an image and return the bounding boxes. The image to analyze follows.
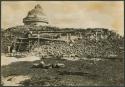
[18,39,22,54]
[29,40,31,52]
[38,31,40,57]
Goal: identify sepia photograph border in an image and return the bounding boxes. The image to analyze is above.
[0,0,124,87]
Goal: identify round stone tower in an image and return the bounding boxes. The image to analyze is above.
[23,4,49,26]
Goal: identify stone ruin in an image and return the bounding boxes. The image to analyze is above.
[1,4,124,59]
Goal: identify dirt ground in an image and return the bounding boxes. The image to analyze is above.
[1,54,124,86]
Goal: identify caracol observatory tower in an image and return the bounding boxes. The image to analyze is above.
[23,4,49,26]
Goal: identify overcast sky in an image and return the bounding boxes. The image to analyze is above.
[1,1,124,36]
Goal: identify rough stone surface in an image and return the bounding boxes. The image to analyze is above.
[23,4,49,25]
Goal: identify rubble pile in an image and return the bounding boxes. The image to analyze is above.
[1,25,124,58]
[31,38,123,59]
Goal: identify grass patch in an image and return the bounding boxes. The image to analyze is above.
[1,58,124,86]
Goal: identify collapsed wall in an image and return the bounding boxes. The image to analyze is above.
[1,25,124,58]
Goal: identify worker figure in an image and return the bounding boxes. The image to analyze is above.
[12,48,16,56]
[10,43,16,57]
[7,46,11,56]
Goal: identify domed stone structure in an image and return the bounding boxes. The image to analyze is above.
[23,4,49,26]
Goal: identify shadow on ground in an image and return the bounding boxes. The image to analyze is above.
[1,58,124,86]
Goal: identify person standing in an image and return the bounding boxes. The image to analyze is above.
[7,46,11,55]
[10,42,16,56]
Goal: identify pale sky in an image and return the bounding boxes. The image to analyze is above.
[1,1,124,36]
